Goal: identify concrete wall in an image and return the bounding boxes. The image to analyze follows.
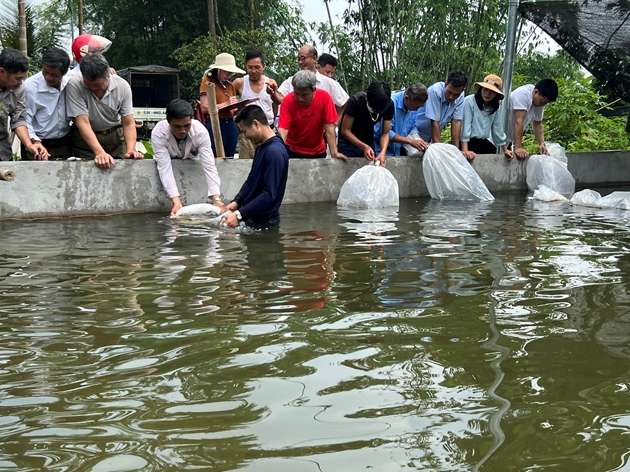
[0,151,627,219]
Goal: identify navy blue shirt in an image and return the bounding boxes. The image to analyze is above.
[234,134,289,223]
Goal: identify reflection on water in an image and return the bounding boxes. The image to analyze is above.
[2,195,630,470]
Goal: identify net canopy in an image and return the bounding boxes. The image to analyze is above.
[519,0,630,102]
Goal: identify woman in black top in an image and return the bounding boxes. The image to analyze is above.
[338,81,394,165]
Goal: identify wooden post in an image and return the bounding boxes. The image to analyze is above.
[205,82,225,159]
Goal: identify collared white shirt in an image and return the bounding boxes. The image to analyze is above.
[24,72,71,141]
[278,71,349,107]
[66,64,81,79]
[151,119,221,198]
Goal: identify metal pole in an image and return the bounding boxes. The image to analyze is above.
[502,0,519,133]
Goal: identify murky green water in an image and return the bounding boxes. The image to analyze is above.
[2,195,630,471]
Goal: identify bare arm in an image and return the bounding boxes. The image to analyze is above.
[377,120,392,165]
[340,114,374,161]
[122,115,142,159]
[233,77,244,97]
[200,94,209,114]
[450,119,462,148]
[278,127,288,142]
[15,125,49,160]
[513,110,529,159]
[266,81,283,105]
[391,134,429,152]
[532,120,548,155]
[334,103,347,126]
[325,123,347,161]
[431,120,441,143]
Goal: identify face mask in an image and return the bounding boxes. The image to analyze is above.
[366,103,376,114]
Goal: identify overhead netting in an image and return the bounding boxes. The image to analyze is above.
[519,0,630,103]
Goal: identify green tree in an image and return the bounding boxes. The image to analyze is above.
[0,1,64,68]
[82,0,253,69]
[172,28,289,102]
[513,49,583,87]
[337,0,516,91]
[172,0,312,101]
[538,77,629,152]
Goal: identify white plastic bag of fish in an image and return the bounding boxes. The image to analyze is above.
[571,190,630,210]
[337,162,399,208]
[530,185,567,202]
[526,142,575,199]
[422,143,494,201]
[172,203,221,219]
[402,130,424,156]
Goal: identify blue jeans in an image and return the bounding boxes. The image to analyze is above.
[206,117,238,158]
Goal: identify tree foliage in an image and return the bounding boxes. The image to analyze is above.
[332,0,515,93]
[173,0,312,102]
[0,1,64,68]
[80,0,259,69]
[535,77,629,152]
[172,29,295,102]
[513,49,583,87]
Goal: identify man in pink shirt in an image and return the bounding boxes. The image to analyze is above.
[277,70,347,160]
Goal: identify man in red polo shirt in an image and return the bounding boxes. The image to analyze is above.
[277,70,347,160]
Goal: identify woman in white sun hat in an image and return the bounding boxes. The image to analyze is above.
[199,53,245,158]
[460,74,514,161]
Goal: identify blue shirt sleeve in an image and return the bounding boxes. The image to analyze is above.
[424,85,443,122]
[452,94,465,120]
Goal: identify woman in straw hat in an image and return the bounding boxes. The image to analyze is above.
[199,53,245,158]
[460,74,514,161]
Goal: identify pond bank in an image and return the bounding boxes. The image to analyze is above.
[1,150,628,219]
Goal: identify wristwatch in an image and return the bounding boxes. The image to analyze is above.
[211,196,222,204]
[235,210,242,221]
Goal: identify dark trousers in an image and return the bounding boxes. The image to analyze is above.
[245,213,281,229]
[21,133,73,160]
[465,138,498,154]
[338,141,371,157]
[206,117,238,158]
[287,149,327,159]
[71,126,125,159]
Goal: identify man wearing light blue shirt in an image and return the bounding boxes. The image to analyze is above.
[415,70,467,147]
[374,83,428,156]
[24,47,72,159]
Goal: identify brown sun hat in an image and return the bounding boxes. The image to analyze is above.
[474,74,504,99]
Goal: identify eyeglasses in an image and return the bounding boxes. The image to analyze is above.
[296,55,314,63]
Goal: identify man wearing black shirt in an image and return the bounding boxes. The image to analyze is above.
[338,81,394,165]
[221,105,289,228]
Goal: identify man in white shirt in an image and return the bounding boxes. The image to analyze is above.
[507,78,558,159]
[317,53,338,78]
[268,45,348,116]
[24,47,73,160]
[232,49,278,159]
[66,53,142,169]
[151,99,223,216]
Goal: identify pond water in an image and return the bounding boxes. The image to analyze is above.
[1,194,630,471]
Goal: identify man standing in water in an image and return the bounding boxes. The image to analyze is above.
[220,105,289,228]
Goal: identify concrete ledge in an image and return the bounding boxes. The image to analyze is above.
[0,150,627,219]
